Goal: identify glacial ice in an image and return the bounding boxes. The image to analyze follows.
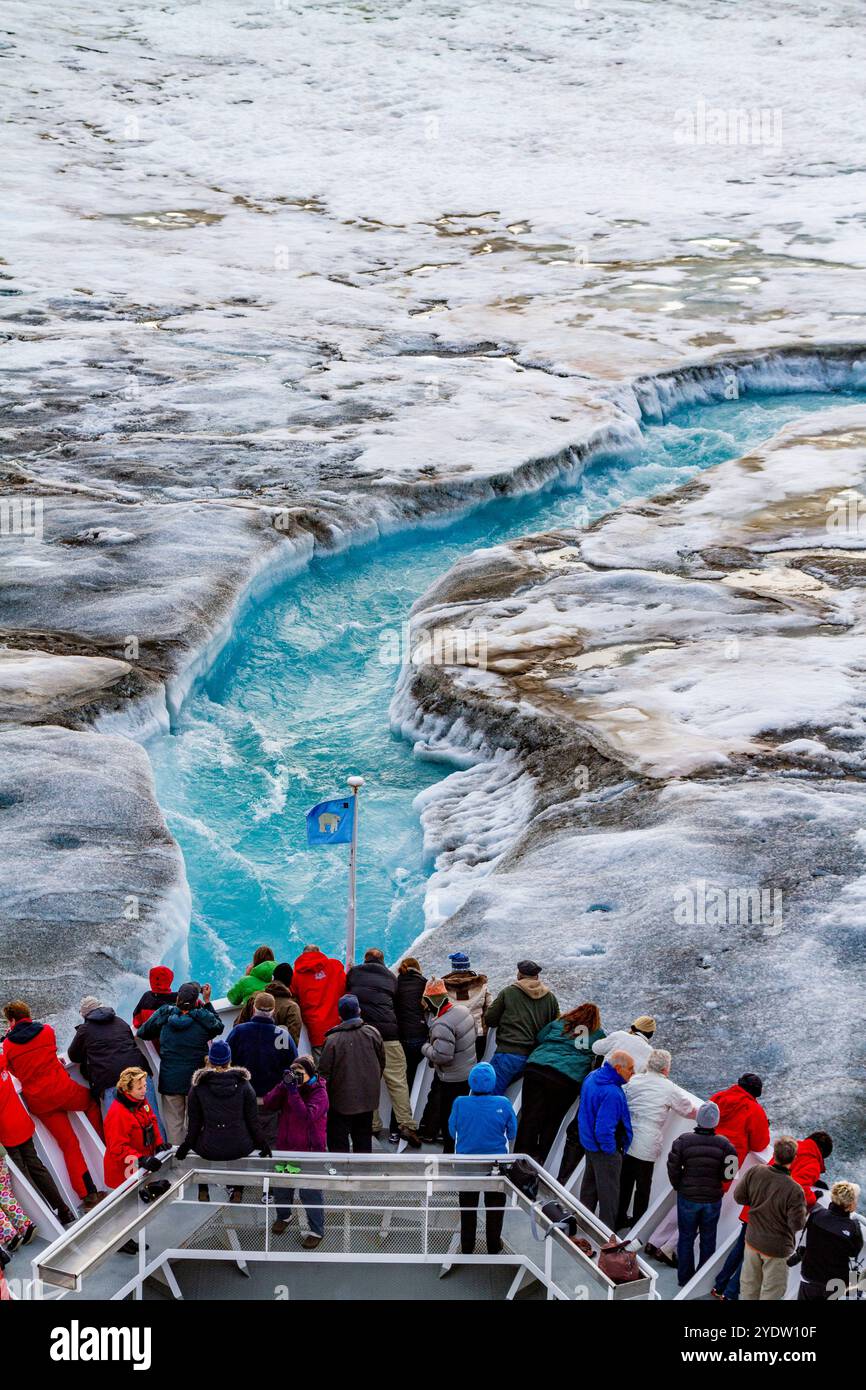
[396,410,866,1176]
[2,0,866,1167]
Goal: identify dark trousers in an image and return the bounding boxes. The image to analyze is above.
[419,1074,441,1139]
[459,1190,506,1254]
[557,1109,585,1185]
[713,1222,746,1300]
[439,1079,470,1154]
[580,1150,622,1230]
[390,1039,425,1137]
[798,1279,832,1301]
[516,1066,579,1165]
[5,1138,70,1219]
[275,1187,325,1237]
[617,1153,654,1229]
[475,1036,486,1063]
[327,1109,373,1153]
[677,1194,722,1286]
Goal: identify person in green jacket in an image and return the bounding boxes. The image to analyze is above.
[226,947,277,1007]
[515,1002,604,1163]
[485,959,559,1095]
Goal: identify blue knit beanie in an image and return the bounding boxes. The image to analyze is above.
[338,993,361,1020]
[209,1040,231,1066]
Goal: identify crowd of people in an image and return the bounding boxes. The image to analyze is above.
[0,946,862,1302]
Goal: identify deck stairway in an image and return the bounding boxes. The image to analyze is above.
[6,997,861,1301]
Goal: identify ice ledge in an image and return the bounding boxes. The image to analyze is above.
[2,348,865,1033]
[390,404,866,1176]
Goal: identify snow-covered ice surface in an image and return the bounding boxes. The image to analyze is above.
[1,0,866,1170]
[0,726,190,1023]
[395,409,866,1175]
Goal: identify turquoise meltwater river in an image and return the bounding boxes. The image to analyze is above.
[147,389,861,989]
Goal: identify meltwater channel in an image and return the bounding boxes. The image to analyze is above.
[148,389,862,990]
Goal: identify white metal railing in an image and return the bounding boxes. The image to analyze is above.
[31,1153,656,1302]
[5,1000,834,1306]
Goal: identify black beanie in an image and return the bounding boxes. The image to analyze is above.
[738,1072,763,1098]
[272,962,294,989]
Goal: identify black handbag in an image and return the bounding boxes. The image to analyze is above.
[530,1199,579,1241]
[506,1157,539,1201]
[139,1178,171,1204]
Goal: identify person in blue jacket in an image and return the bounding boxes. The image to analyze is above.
[226,993,297,1148]
[448,1062,517,1255]
[578,1050,634,1230]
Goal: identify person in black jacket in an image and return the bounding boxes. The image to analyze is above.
[667,1101,738,1287]
[318,995,385,1153]
[68,998,155,1118]
[798,1180,863,1300]
[390,958,428,1141]
[345,950,420,1148]
[176,1039,270,1203]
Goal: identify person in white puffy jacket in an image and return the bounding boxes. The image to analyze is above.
[616,1048,698,1230]
[592,1015,657,1074]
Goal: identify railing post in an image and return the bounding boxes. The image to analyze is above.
[423,1181,431,1258]
[135,1226,146,1301]
[265,1175,271,1254]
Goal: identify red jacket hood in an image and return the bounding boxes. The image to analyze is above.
[797,1136,825,1171]
[150,965,174,992]
[715,1083,760,1114]
[294,949,340,975]
[710,1083,769,1165]
[291,951,346,1045]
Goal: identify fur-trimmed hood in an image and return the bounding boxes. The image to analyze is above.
[190,1064,252,1088]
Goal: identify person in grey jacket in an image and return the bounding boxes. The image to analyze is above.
[420,978,476,1153]
[317,995,385,1153]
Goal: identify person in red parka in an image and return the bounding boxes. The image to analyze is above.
[739,1131,832,1219]
[789,1131,833,1207]
[710,1073,771,1167]
[132,966,177,1031]
[0,1059,74,1225]
[292,946,346,1053]
[2,1001,104,1207]
[103,1067,165,1189]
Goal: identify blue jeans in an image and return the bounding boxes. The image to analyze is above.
[714,1222,746,1300]
[676,1195,722,1286]
[275,1187,325,1238]
[490,1051,527,1095]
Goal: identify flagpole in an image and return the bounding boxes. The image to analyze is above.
[345,776,364,968]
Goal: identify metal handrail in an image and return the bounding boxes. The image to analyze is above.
[33,1152,655,1300]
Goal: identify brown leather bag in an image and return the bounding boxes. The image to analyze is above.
[598,1237,642,1284]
